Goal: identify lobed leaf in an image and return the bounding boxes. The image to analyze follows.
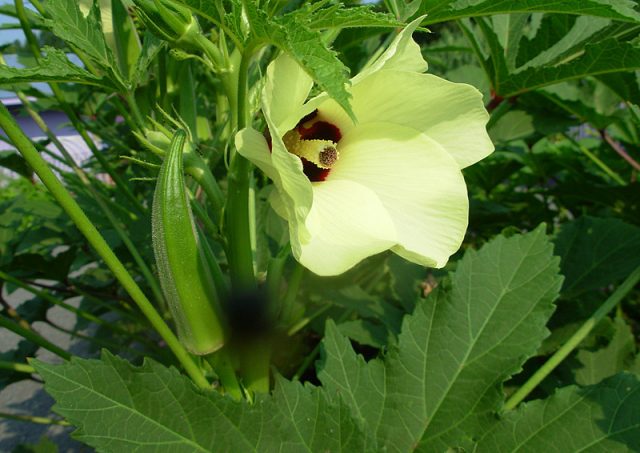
[575,316,636,386]
[320,226,564,452]
[32,351,367,452]
[476,373,640,452]
[0,48,110,88]
[499,38,640,97]
[43,0,125,88]
[474,14,640,97]
[420,0,640,25]
[553,216,640,298]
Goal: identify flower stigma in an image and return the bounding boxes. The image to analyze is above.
[283,131,339,169]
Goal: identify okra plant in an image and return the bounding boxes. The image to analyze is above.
[1,0,640,451]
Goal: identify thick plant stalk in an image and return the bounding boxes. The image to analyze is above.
[152,130,226,355]
[225,50,256,291]
[0,103,210,389]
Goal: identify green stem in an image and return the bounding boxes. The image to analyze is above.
[242,339,271,395]
[46,321,148,358]
[13,0,144,213]
[0,103,209,389]
[14,0,40,59]
[281,263,305,326]
[564,134,626,185]
[0,361,35,374]
[292,342,321,382]
[125,91,147,132]
[93,194,165,304]
[504,264,640,411]
[291,310,352,382]
[266,252,288,320]
[0,271,159,350]
[0,411,70,426]
[204,351,243,401]
[195,34,238,131]
[185,152,225,223]
[486,98,511,129]
[225,49,256,291]
[0,314,71,361]
[287,304,332,336]
[198,226,229,302]
[191,192,220,237]
[0,89,163,304]
[601,129,640,172]
[72,287,145,324]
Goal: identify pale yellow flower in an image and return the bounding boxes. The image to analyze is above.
[236,19,493,276]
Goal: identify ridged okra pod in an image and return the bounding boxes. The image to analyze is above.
[152,130,226,354]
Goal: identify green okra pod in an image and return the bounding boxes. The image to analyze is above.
[152,130,226,355]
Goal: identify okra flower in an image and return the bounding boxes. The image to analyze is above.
[236,19,493,276]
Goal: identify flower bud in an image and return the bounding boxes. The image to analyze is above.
[132,0,201,49]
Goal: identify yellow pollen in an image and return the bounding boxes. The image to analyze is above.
[282,130,339,169]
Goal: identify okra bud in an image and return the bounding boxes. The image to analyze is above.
[152,130,226,354]
[132,0,200,49]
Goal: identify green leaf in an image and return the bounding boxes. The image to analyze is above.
[0,4,45,27]
[247,3,354,120]
[319,226,563,452]
[0,150,32,179]
[597,71,640,104]
[43,0,124,88]
[514,15,612,72]
[109,0,142,81]
[0,48,110,88]
[269,376,367,453]
[553,216,640,298]
[318,322,384,450]
[194,0,355,118]
[474,13,640,97]
[0,341,38,391]
[12,436,59,453]
[575,315,636,386]
[420,0,640,25]
[500,38,640,97]
[489,110,536,142]
[476,373,640,452]
[538,82,619,130]
[182,2,399,119]
[33,350,367,452]
[337,319,392,348]
[131,32,164,86]
[386,254,426,313]
[301,5,401,29]
[328,285,404,335]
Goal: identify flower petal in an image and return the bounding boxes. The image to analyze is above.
[330,122,469,268]
[354,15,428,82]
[263,53,314,133]
[235,127,313,249]
[281,17,429,132]
[235,128,277,180]
[297,179,397,276]
[319,70,493,169]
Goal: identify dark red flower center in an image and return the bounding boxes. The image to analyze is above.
[292,110,342,182]
[264,110,342,183]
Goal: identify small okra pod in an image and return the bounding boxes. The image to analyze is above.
[152,129,226,355]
